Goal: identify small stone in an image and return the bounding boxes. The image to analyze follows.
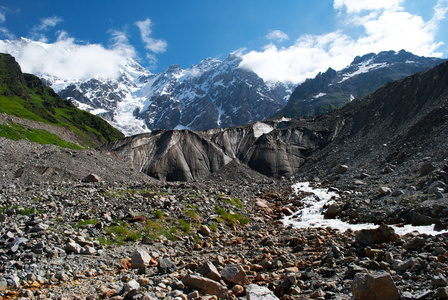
[65,242,82,254]
[420,163,436,175]
[124,279,140,292]
[231,284,245,296]
[220,264,249,285]
[30,223,49,232]
[200,225,212,236]
[335,164,349,174]
[324,203,342,219]
[246,284,279,300]
[158,257,176,274]
[437,287,448,299]
[378,187,392,195]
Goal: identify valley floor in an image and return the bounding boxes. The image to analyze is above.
[1,137,448,299]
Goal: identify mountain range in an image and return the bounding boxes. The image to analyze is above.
[103,59,448,182]
[276,50,446,118]
[0,39,446,138]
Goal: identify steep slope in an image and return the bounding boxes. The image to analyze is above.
[0,53,124,148]
[277,50,446,118]
[103,60,448,182]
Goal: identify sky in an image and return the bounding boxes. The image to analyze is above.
[0,0,447,84]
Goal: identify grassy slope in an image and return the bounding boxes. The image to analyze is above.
[0,53,123,148]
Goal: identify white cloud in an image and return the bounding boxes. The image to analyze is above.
[333,0,404,13]
[109,29,137,58]
[240,0,448,84]
[0,12,5,23]
[30,16,63,42]
[0,37,128,81]
[135,18,167,54]
[266,30,289,42]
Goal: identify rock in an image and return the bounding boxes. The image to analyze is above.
[66,242,82,254]
[393,258,418,271]
[324,203,342,219]
[7,237,28,253]
[0,278,7,291]
[437,287,448,299]
[335,164,349,174]
[351,272,400,300]
[182,274,231,300]
[131,248,152,269]
[198,261,221,281]
[378,187,392,195]
[30,223,49,232]
[81,245,96,255]
[246,284,279,300]
[420,163,436,175]
[200,225,212,236]
[410,212,436,226]
[220,264,249,285]
[355,224,399,245]
[402,237,426,250]
[0,214,6,223]
[432,275,448,288]
[123,279,140,292]
[82,174,101,183]
[157,257,176,274]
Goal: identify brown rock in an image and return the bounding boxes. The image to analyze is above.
[355,224,399,245]
[182,274,231,300]
[351,272,400,300]
[198,261,221,282]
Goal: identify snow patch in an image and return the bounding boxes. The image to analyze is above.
[339,61,388,83]
[253,122,273,138]
[313,92,327,99]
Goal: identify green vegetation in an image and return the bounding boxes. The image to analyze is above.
[215,206,249,225]
[0,122,83,149]
[154,209,164,219]
[219,196,243,209]
[75,219,99,228]
[104,222,142,246]
[0,205,44,216]
[0,53,123,148]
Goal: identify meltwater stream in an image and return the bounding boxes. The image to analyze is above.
[282,182,447,236]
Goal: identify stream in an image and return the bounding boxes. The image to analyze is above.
[282,182,447,236]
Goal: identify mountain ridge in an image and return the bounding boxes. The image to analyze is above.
[276,49,446,118]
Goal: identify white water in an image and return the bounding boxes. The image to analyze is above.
[283,182,448,236]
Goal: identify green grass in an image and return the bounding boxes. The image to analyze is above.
[154,209,164,219]
[0,122,84,149]
[215,206,249,225]
[220,196,243,209]
[75,219,99,228]
[104,222,142,245]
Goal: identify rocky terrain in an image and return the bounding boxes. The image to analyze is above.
[1,133,448,299]
[1,54,448,299]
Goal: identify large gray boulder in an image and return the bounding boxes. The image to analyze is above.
[351,272,400,300]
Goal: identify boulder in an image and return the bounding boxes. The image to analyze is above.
[198,261,221,281]
[131,248,152,269]
[335,164,349,174]
[65,242,82,254]
[355,224,399,245]
[246,284,279,300]
[220,264,249,285]
[82,174,101,183]
[182,274,231,300]
[157,257,176,274]
[324,203,342,219]
[351,272,400,300]
[378,186,392,195]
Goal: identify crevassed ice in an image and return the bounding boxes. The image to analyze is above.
[283,182,448,236]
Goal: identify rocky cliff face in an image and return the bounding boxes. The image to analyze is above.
[103,60,448,182]
[277,50,446,118]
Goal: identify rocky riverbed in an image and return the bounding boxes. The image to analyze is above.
[2,136,448,299]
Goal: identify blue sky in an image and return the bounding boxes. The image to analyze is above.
[0,0,447,83]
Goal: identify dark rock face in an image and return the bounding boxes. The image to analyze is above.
[277,50,446,118]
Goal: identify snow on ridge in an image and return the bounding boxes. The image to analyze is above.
[253,122,274,138]
[339,61,388,83]
[313,92,327,99]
